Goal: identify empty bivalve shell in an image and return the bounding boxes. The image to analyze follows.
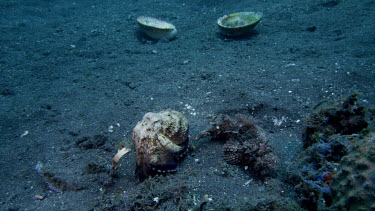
[217,12,263,37]
[137,16,177,40]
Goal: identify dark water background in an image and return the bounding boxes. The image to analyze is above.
[0,0,374,210]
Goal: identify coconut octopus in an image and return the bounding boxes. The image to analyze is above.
[197,113,278,177]
[133,110,189,182]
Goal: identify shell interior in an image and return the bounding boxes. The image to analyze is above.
[218,12,263,29]
[137,17,175,30]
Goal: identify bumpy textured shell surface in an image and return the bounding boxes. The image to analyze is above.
[133,110,189,181]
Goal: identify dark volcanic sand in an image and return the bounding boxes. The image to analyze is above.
[0,0,374,210]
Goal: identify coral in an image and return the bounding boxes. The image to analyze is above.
[331,133,375,210]
[292,134,362,210]
[290,94,372,210]
[197,113,277,177]
[295,180,332,210]
[133,110,189,182]
[302,93,368,148]
[308,134,351,165]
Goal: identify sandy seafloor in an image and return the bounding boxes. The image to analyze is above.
[0,0,374,210]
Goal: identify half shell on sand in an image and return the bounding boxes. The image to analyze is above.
[137,16,177,40]
[218,12,263,37]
